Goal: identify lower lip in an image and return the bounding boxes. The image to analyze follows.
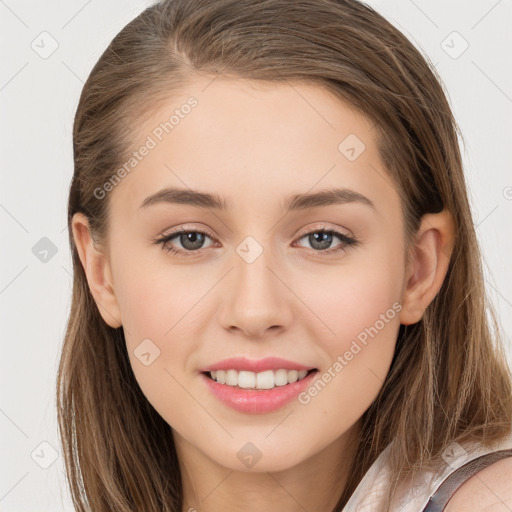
[200,370,318,414]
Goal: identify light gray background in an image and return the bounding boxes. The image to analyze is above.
[1,0,511,510]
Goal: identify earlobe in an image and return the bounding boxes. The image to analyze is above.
[71,213,122,328]
[399,209,454,325]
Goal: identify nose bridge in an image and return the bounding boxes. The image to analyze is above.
[233,234,282,308]
[217,234,293,336]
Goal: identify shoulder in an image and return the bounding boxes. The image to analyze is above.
[444,456,512,511]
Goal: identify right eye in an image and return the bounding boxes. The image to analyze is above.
[154,227,217,256]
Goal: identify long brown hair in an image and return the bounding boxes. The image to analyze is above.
[57,0,512,510]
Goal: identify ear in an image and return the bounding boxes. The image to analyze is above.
[399,209,455,325]
[71,212,122,328]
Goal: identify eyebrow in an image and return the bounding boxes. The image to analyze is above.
[139,187,375,212]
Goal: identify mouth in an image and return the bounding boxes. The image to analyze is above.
[202,368,318,390]
[200,367,320,414]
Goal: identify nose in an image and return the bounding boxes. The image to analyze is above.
[217,245,294,339]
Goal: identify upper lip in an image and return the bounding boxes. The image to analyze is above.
[200,357,316,373]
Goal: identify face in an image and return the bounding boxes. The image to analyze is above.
[95,77,408,472]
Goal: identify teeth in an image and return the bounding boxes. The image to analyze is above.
[239,370,256,389]
[226,369,238,386]
[208,369,310,389]
[288,370,299,384]
[274,369,288,386]
[256,370,274,389]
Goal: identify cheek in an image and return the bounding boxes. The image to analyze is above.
[302,253,403,353]
[294,255,402,415]
[300,268,401,438]
[113,250,205,343]
[112,259,209,416]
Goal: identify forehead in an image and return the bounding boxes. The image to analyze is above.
[110,77,400,218]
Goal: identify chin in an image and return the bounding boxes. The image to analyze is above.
[207,442,309,473]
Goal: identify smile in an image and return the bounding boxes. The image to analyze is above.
[201,369,319,414]
[205,369,313,390]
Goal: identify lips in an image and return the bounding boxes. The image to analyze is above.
[200,356,316,373]
[198,356,319,413]
[201,369,319,414]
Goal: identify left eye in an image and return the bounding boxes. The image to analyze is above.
[294,229,357,253]
[155,227,358,256]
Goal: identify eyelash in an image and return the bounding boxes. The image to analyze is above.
[153,225,359,257]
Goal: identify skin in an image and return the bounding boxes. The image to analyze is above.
[444,457,512,511]
[72,76,454,511]
[444,457,512,512]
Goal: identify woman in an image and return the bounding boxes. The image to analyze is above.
[57,0,512,510]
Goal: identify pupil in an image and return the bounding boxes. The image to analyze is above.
[182,232,204,250]
[310,232,332,250]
